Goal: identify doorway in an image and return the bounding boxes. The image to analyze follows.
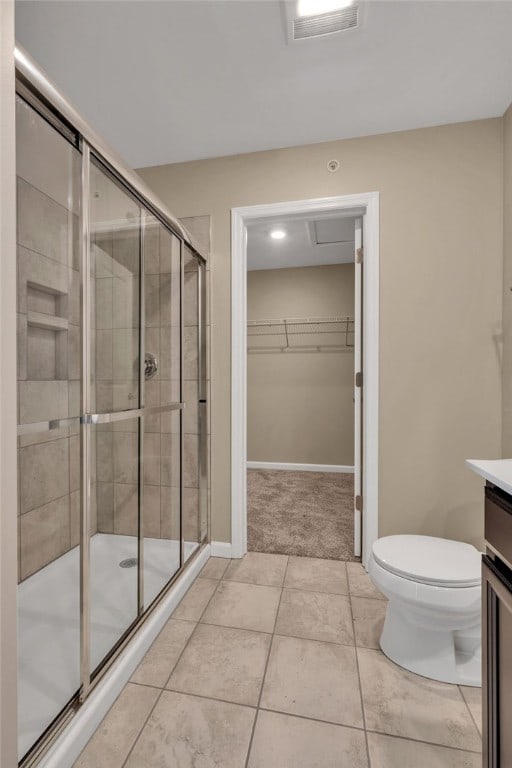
[231,194,379,567]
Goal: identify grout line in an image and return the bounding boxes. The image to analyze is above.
[243,555,289,768]
[160,687,258,711]
[120,685,165,768]
[347,567,372,768]
[257,705,367,733]
[365,728,483,755]
[458,684,483,738]
[120,576,225,768]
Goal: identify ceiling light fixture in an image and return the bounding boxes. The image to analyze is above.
[297,0,353,18]
[270,230,286,240]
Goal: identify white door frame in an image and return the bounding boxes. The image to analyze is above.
[231,192,379,567]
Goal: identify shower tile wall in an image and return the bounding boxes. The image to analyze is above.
[93,228,142,540]
[16,96,87,582]
[180,215,211,546]
[143,222,181,542]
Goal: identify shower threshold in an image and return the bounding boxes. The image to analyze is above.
[18,532,198,760]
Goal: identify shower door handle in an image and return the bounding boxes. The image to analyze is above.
[81,403,184,425]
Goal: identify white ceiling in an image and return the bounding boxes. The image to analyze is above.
[15,0,512,169]
[247,213,356,270]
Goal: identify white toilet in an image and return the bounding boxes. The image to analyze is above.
[368,535,481,687]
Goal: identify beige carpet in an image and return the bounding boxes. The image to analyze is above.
[247,469,359,561]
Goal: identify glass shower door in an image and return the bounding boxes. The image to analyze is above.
[16,94,82,760]
[87,158,142,677]
[142,215,182,607]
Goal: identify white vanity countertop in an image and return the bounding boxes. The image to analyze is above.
[466,459,512,496]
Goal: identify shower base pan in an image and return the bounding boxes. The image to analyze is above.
[18,533,199,760]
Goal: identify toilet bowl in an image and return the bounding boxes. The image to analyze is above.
[368,535,481,687]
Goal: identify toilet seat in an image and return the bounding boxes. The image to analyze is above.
[372,535,480,588]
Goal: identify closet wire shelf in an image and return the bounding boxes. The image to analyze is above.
[247,316,354,352]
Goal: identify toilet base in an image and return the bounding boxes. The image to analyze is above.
[380,602,481,687]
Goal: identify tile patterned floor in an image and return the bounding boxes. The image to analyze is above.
[73,553,482,768]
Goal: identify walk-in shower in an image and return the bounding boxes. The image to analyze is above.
[15,50,208,766]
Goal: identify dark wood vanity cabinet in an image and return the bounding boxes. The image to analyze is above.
[483,484,512,767]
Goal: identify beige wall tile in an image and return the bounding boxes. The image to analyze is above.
[114,482,138,536]
[143,484,161,538]
[160,484,180,540]
[183,326,198,381]
[183,434,198,489]
[17,177,71,266]
[95,277,113,330]
[70,489,80,548]
[183,487,199,542]
[20,494,70,579]
[144,432,161,485]
[113,431,139,484]
[27,326,56,380]
[69,434,80,493]
[96,481,114,533]
[19,380,69,424]
[20,437,69,512]
[145,274,160,328]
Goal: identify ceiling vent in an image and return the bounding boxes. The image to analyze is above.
[293,5,359,40]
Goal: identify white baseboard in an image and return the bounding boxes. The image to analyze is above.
[38,544,211,768]
[210,540,234,558]
[247,461,355,474]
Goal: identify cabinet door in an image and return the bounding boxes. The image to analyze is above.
[483,556,512,767]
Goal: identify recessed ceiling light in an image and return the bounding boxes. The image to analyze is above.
[270,229,286,240]
[297,0,353,18]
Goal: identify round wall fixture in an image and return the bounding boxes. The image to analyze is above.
[327,159,340,172]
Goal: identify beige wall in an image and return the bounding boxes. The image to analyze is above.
[247,264,354,465]
[138,118,503,546]
[503,103,512,454]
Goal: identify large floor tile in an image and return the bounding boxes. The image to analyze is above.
[261,635,364,727]
[284,556,348,595]
[248,710,368,768]
[167,623,271,706]
[201,581,281,632]
[224,552,288,587]
[172,577,218,621]
[367,732,481,767]
[351,596,387,649]
[275,589,353,644]
[74,683,159,768]
[460,686,482,735]
[358,648,481,752]
[347,562,386,599]
[200,556,231,580]
[130,619,195,688]
[124,690,255,768]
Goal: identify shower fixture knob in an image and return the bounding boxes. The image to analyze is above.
[144,352,159,380]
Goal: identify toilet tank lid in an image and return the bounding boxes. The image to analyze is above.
[372,535,481,587]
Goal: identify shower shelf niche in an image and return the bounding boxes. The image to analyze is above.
[247,316,354,352]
